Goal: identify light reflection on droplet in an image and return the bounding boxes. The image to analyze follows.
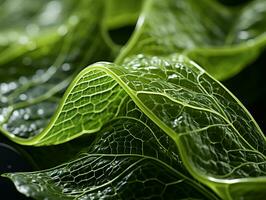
[18,36,29,45]
[0,82,17,94]
[171,116,184,128]
[9,82,17,90]
[36,69,45,75]
[69,15,79,25]
[168,74,178,79]
[62,63,71,71]
[37,109,44,115]
[13,111,19,118]
[239,31,250,40]
[26,24,40,35]
[30,124,37,130]
[0,83,8,93]
[1,97,8,103]
[13,127,20,135]
[19,76,28,84]
[0,115,4,122]
[23,114,30,120]
[39,1,62,25]
[19,94,27,101]
[57,25,68,36]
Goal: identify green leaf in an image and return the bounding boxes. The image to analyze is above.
[3,110,218,200]
[117,0,266,80]
[4,54,266,199]
[0,0,118,141]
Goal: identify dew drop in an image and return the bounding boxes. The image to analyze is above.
[69,15,79,25]
[37,109,44,115]
[13,110,19,118]
[18,36,29,45]
[23,114,30,120]
[0,115,4,122]
[239,31,249,40]
[171,116,184,128]
[168,74,178,79]
[26,24,40,35]
[0,83,8,93]
[9,82,17,90]
[62,63,71,71]
[19,76,28,84]
[1,96,8,103]
[57,25,68,36]
[39,1,62,25]
[62,188,70,193]
[19,94,27,101]
[30,124,37,130]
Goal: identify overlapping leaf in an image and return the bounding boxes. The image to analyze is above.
[0,0,117,141]
[4,54,266,199]
[117,0,266,80]
[4,108,219,200]
[1,0,266,199]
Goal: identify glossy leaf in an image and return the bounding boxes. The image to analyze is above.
[3,114,219,200]
[117,0,266,80]
[4,54,266,199]
[0,0,117,141]
[1,0,266,199]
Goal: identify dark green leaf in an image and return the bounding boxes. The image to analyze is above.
[4,54,266,199]
[117,0,266,80]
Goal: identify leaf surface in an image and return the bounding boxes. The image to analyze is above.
[4,54,266,199]
[117,0,266,80]
[0,0,117,141]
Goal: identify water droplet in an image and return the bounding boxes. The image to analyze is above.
[171,116,184,128]
[69,15,79,25]
[37,109,44,115]
[239,31,249,40]
[168,74,178,79]
[19,76,28,84]
[36,69,45,76]
[18,36,29,45]
[19,94,27,101]
[13,110,19,117]
[13,127,20,135]
[63,188,71,193]
[0,83,8,93]
[1,96,8,103]
[9,82,17,90]
[23,114,30,120]
[39,1,62,25]
[131,63,141,69]
[57,25,68,36]
[62,63,71,71]
[0,115,4,122]
[30,124,37,130]
[26,24,40,35]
